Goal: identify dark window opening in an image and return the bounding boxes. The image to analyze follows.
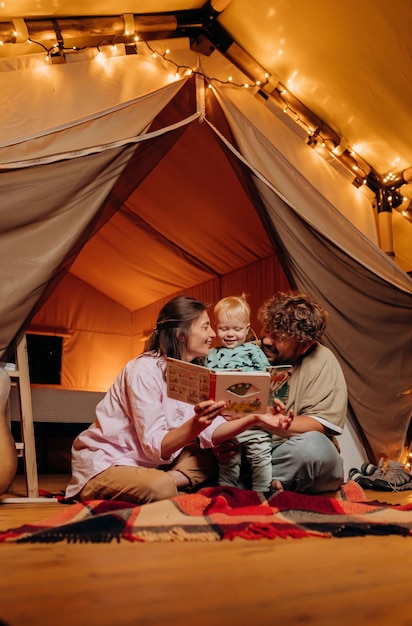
[26,334,63,385]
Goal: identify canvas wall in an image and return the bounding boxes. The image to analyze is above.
[29,255,290,391]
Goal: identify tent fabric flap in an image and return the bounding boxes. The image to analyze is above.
[209,84,412,462]
[0,71,197,355]
[0,146,135,356]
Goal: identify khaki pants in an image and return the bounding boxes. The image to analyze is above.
[79,443,218,505]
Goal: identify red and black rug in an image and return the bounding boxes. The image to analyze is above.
[1,481,411,543]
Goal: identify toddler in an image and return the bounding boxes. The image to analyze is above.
[205,295,276,492]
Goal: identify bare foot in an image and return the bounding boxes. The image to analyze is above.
[167,470,190,489]
[270,479,284,492]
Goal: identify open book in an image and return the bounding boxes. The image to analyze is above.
[166,358,292,416]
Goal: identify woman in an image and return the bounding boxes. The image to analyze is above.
[65,295,292,504]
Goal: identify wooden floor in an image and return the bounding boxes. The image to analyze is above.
[0,475,411,626]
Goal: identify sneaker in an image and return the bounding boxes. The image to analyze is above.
[348,467,375,489]
[349,459,412,491]
[360,462,377,476]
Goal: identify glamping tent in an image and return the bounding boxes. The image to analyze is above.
[0,1,411,468]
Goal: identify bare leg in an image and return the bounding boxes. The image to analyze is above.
[167,470,190,489]
[0,368,18,495]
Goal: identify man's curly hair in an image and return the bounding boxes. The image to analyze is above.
[258,291,328,343]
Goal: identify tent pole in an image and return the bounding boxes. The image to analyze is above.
[377,211,395,258]
[375,187,394,258]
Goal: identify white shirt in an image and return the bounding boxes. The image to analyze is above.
[65,353,226,498]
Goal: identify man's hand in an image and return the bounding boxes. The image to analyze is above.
[258,410,294,434]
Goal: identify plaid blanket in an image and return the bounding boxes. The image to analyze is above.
[1,481,411,544]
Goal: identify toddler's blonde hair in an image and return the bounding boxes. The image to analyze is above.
[214,293,250,323]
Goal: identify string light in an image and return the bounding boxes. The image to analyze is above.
[258,82,378,190]
[170,46,378,192]
[3,26,410,221]
[26,36,88,62]
[383,172,396,184]
[142,41,269,89]
[3,28,268,89]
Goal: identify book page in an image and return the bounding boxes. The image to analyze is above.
[166,358,212,404]
[214,371,271,416]
[267,365,293,405]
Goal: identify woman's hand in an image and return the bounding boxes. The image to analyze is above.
[161,400,226,460]
[194,400,227,427]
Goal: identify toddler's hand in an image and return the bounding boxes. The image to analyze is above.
[272,398,294,421]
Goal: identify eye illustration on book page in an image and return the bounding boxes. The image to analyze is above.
[226,382,260,398]
[223,383,265,416]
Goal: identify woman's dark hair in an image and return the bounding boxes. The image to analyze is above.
[144,295,209,360]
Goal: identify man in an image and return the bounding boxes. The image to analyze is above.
[260,336,278,366]
[259,290,348,493]
[219,291,348,494]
